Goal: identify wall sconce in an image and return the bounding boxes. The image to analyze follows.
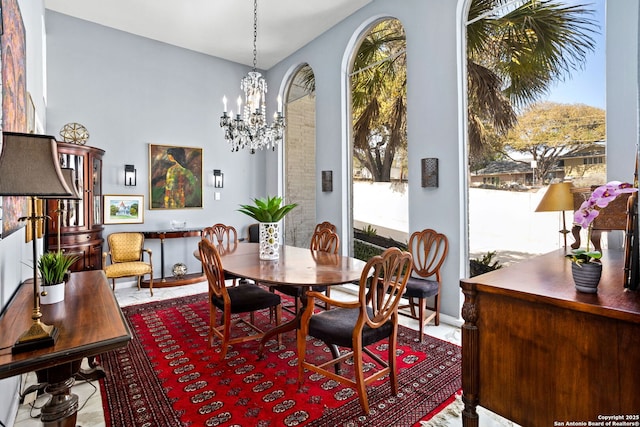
[421,158,438,188]
[322,170,333,192]
[213,169,224,188]
[124,164,137,186]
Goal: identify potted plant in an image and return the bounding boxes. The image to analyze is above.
[567,181,637,293]
[38,251,79,304]
[238,196,297,260]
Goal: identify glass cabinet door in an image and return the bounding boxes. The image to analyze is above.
[93,156,102,225]
[58,152,85,228]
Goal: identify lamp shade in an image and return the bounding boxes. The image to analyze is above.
[0,132,72,197]
[57,168,82,200]
[535,182,574,212]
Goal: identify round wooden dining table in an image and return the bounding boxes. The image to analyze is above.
[196,242,367,353]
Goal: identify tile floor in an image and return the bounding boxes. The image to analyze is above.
[13,281,517,427]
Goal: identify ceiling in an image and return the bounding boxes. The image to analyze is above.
[44,0,372,69]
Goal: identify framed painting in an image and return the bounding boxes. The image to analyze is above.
[149,144,203,209]
[104,195,144,224]
[1,0,29,239]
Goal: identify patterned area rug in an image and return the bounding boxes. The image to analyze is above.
[100,293,461,426]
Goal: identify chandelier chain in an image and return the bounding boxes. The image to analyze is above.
[253,0,258,71]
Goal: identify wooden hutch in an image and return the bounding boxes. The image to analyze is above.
[45,141,105,271]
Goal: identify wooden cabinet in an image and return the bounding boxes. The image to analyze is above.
[460,249,640,427]
[45,142,105,271]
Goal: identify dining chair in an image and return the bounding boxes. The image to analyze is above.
[198,238,282,360]
[314,221,337,235]
[399,228,449,339]
[297,247,413,414]
[103,232,154,296]
[270,226,339,313]
[247,223,260,243]
[203,223,241,285]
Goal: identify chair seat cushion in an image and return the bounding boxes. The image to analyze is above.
[308,307,393,348]
[404,276,439,299]
[104,261,152,279]
[272,284,327,297]
[212,283,281,313]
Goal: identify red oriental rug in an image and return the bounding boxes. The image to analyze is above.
[99,293,461,426]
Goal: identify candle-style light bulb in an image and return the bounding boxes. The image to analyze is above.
[237,96,242,115]
[277,95,282,114]
[223,96,228,113]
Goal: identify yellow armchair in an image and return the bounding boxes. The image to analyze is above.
[103,232,154,296]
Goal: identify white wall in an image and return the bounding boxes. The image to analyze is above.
[45,11,270,277]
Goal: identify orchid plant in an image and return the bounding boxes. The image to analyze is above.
[567,181,638,265]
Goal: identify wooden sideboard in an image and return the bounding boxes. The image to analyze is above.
[460,249,640,427]
[0,270,130,426]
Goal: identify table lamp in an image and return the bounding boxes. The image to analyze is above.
[0,132,72,353]
[535,182,574,248]
[46,167,82,253]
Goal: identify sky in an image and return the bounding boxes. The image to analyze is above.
[543,0,606,109]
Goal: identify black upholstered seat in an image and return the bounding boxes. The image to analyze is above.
[212,283,282,313]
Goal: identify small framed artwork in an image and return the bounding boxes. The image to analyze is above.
[149,144,203,209]
[104,195,144,224]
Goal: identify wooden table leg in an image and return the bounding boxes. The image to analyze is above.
[258,285,310,356]
[39,360,82,427]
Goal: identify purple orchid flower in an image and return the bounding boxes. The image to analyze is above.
[574,181,638,230]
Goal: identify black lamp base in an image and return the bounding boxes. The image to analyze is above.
[12,322,59,354]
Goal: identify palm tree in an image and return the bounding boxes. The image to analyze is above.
[299,1,598,178]
[467,0,598,157]
[351,19,407,182]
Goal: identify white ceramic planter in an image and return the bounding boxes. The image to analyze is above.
[259,222,280,260]
[40,282,65,304]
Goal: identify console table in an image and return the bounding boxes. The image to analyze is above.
[460,249,640,427]
[141,228,205,288]
[0,270,130,426]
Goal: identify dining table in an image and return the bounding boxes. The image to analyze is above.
[196,242,367,353]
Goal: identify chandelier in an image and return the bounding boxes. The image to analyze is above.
[220,0,285,154]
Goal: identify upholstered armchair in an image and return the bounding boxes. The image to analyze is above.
[103,232,154,296]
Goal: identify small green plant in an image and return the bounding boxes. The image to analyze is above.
[238,195,298,223]
[469,251,502,277]
[363,225,377,236]
[38,251,79,286]
[565,248,602,266]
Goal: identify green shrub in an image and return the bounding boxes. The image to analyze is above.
[354,240,385,262]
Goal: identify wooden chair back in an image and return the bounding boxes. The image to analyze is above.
[198,239,227,301]
[359,247,413,325]
[408,229,448,282]
[203,224,238,256]
[310,228,340,254]
[314,221,337,235]
[203,223,238,245]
